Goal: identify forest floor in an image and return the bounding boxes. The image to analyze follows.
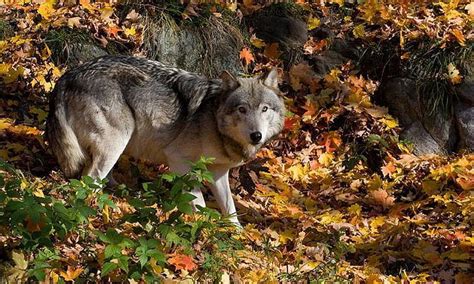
[0,1,473,283]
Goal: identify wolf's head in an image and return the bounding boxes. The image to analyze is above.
[215,69,285,158]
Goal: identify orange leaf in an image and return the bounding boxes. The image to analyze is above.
[60,266,84,281]
[456,175,474,190]
[239,47,254,66]
[168,254,197,271]
[369,189,395,209]
[451,29,466,46]
[381,162,396,177]
[319,131,342,153]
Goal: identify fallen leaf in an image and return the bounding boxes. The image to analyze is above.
[239,47,255,66]
[168,254,197,271]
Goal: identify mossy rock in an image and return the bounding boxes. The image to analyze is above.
[45,28,129,67]
[143,13,244,77]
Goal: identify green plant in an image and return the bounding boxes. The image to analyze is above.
[0,157,242,282]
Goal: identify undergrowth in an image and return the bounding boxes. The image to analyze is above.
[0,157,241,282]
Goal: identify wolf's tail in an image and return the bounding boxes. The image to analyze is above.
[46,85,86,178]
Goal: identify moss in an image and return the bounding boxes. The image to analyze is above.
[406,40,473,117]
[255,2,308,20]
[45,28,95,64]
[0,20,13,40]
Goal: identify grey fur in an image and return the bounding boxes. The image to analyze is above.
[46,55,285,226]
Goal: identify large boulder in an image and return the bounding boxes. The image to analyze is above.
[248,15,307,48]
[401,121,446,155]
[457,53,474,106]
[379,78,457,155]
[143,15,244,78]
[455,102,474,150]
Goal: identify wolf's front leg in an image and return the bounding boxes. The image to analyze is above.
[168,161,206,210]
[208,169,242,228]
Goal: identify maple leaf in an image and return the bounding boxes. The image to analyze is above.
[67,17,82,29]
[319,131,342,153]
[302,98,318,122]
[79,0,95,12]
[447,63,462,84]
[60,266,84,281]
[124,26,137,37]
[466,2,474,18]
[125,9,141,23]
[353,24,366,39]
[307,16,320,31]
[168,254,197,271]
[456,175,474,190]
[450,28,466,46]
[38,0,56,20]
[368,189,395,209]
[250,34,265,48]
[381,162,396,177]
[239,47,254,66]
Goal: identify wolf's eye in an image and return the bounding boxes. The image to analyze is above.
[238,106,247,114]
[262,106,268,112]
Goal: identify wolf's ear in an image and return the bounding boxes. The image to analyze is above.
[262,68,279,89]
[220,71,240,92]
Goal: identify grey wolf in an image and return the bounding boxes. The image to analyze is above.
[46,55,285,226]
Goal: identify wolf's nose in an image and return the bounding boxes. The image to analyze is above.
[250,132,262,144]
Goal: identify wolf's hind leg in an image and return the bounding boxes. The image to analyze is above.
[82,133,130,181]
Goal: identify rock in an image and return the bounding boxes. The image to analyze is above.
[401,121,446,155]
[65,43,108,67]
[311,50,349,78]
[379,77,457,154]
[143,15,243,78]
[455,102,474,150]
[457,56,474,105]
[422,111,457,152]
[379,78,420,126]
[249,15,307,48]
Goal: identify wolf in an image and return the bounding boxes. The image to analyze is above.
[46,55,285,227]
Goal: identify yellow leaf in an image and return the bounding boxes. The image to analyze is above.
[12,251,28,270]
[250,34,265,48]
[307,16,320,31]
[102,204,110,223]
[447,63,462,84]
[100,6,114,22]
[318,152,334,166]
[124,26,137,37]
[330,0,344,6]
[38,0,56,20]
[80,0,95,12]
[319,210,345,225]
[279,229,296,245]
[369,216,385,233]
[353,24,366,39]
[379,117,398,129]
[348,204,361,216]
[0,63,24,84]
